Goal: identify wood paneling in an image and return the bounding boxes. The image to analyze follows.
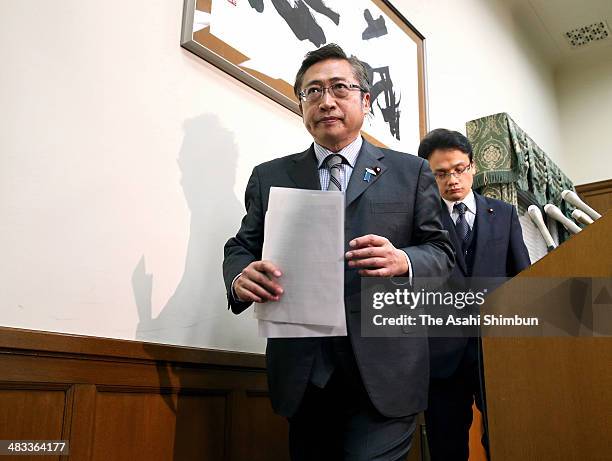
[0,387,66,440]
[0,320,498,460]
[0,385,67,460]
[0,327,289,461]
[66,385,96,460]
[576,178,612,216]
[91,391,228,460]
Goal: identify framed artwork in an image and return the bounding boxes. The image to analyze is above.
[181,0,428,153]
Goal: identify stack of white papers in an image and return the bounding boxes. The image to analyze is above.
[255,187,347,338]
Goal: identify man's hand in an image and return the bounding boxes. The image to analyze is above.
[234,260,283,303]
[345,234,409,277]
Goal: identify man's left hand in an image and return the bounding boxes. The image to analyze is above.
[345,234,409,277]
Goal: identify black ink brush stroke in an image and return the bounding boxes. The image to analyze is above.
[271,0,326,47]
[363,61,401,140]
[248,0,265,13]
[362,9,387,40]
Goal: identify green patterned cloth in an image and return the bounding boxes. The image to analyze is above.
[466,114,521,193]
[466,113,575,241]
[466,112,574,207]
[480,183,518,205]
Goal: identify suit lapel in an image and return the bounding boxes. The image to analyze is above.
[471,192,494,276]
[287,145,321,190]
[345,139,386,208]
[441,203,468,275]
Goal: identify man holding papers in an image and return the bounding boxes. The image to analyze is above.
[223,44,454,460]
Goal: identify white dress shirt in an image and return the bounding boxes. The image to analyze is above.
[313,135,362,192]
[442,190,476,229]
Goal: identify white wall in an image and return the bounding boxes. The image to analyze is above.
[0,0,568,353]
[556,56,612,185]
[395,0,563,162]
[0,0,312,353]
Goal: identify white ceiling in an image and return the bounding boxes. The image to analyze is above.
[510,0,612,69]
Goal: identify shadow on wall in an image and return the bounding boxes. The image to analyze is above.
[131,114,279,459]
[132,113,252,350]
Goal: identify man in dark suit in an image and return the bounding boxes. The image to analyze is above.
[223,44,454,460]
[418,128,531,461]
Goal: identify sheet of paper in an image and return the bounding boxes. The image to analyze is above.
[254,187,346,336]
[258,319,347,338]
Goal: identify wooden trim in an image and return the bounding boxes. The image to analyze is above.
[0,382,71,391]
[0,326,265,369]
[575,178,612,194]
[65,384,96,460]
[575,178,612,215]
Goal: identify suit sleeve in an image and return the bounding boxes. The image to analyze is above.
[402,161,456,278]
[506,205,531,276]
[222,167,265,314]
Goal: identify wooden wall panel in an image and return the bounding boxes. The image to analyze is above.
[91,391,228,461]
[65,384,96,460]
[232,391,289,461]
[0,385,68,461]
[0,387,66,441]
[173,393,229,460]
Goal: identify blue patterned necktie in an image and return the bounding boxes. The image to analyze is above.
[454,202,471,250]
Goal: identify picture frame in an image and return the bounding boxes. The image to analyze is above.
[181,0,428,153]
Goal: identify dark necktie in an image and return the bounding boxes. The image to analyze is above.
[454,202,471,250]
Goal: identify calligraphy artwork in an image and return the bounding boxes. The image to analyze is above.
[181,0,426,153]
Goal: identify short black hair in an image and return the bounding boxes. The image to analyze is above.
[417,128,473,162]
[293,43,370,99]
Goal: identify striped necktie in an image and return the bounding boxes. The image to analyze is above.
[326,154,344,191]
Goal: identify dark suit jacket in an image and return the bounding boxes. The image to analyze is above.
[223,139,455,417]
[429,192,531,379]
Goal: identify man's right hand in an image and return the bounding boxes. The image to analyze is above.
[234,260,283,303]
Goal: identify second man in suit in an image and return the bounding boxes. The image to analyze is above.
[418,128,531,461]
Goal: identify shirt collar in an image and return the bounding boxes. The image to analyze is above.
[314,136,362,169]
[443,190,476,216]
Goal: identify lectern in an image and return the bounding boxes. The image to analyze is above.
[482,213,612,460]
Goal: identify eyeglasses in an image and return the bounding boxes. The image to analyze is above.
[298,82,364,103]
[433,164,473,181]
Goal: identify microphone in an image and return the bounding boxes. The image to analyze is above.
[544,204,582,234]
[527,205,556,251]
[571,209,594,225]
[561,190,601,221]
